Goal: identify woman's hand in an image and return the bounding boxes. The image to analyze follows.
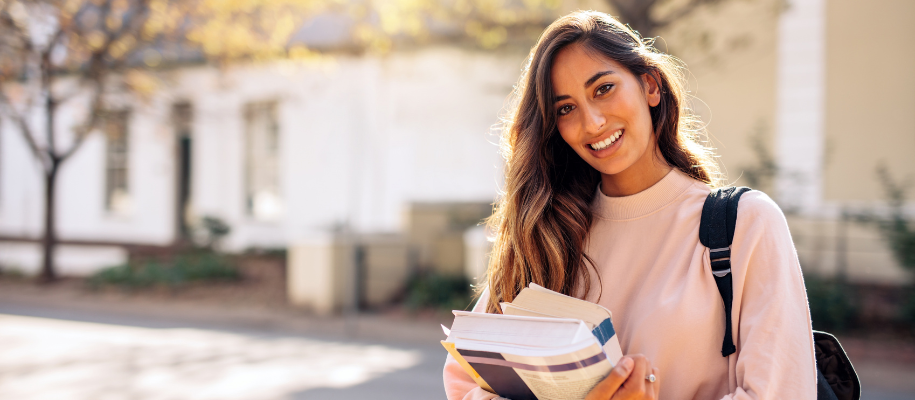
[585,355,660,400]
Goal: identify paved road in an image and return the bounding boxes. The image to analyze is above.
[1,294,913,400]
[0,297,449,400]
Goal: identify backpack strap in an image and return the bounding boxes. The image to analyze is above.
[699,186,751,357]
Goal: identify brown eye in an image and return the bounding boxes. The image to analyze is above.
[596,83,614,96]
[558,104,575,116]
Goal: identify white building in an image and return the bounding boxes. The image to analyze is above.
[0,47,525,275]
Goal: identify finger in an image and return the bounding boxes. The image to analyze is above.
[585,357,634,400]
[649,367,660,399]
[615,355,650,399]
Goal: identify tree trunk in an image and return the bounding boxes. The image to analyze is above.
[39,161,59,283]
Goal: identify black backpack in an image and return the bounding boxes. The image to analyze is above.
[699,187,861,400]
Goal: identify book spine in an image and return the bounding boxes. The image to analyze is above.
[592,318,622,365]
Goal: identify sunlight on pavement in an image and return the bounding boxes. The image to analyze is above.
[0,314,421,400]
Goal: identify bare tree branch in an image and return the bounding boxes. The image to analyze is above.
[102,0,152,71]
[0,82,50,171]
[40,45,56,154]
[42,25,66,61]
[654,0,724,30]
[59,75,103,161]
[605,0,731,38]
[607,0,663,37]
[0,6,33,53]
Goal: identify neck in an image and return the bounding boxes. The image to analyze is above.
[600,146,673,197]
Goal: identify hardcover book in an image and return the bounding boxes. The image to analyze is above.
[442,284,622,400]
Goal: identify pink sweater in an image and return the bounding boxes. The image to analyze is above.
[443,169,817,400]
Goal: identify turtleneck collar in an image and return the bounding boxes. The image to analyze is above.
[592,168,702,220]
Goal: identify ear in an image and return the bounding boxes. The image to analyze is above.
[641,72,661,108]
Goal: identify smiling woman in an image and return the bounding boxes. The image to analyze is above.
[443,10,816,400]
[551,44,668,197]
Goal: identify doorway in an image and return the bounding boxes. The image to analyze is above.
[173,102,193,241]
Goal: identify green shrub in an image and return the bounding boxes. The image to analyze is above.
[805,274,858,332]
[875,165,915,274]
[900,289,915,325]
[0,267,25,279]
[404,272,474,311]
[88,252,240,289]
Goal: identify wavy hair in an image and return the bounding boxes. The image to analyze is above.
[482,11,721,313]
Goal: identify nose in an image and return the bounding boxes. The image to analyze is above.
[582,102,606,134]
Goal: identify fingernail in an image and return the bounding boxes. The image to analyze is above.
[620,357,634,372]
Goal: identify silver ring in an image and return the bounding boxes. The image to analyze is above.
[646,374,656,383]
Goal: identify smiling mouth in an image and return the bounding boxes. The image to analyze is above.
[589,130,623,151]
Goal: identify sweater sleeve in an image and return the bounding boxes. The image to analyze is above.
[442,288,504,400]
[720,191,817,400]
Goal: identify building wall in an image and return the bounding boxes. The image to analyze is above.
[0,87,176,246]
[661,0,915,212]
[661,0,911,284]
[0,117,45,239]
[182,47,520,251]
[823,0,915,203]
[0,47,523,264]
[664,0,781,190]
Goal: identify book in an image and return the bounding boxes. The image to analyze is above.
[504,283,624,364]
[442,284,623,400]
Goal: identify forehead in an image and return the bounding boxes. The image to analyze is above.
[550,44,629,89]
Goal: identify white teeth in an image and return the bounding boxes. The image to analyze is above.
[589,130,622,150]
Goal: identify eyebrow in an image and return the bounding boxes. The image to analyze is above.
[553,70,615,103]
[585,70,614,87]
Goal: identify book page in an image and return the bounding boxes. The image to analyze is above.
[514,284,612,327]
[500,303,564,319]
[450,311,593,348]
[502,342,611,400]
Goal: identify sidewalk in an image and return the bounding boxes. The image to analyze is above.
[2,283,914,399]
[0,279,452,347]
[0,286,452,400]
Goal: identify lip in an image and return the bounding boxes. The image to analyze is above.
[586,129,624,158]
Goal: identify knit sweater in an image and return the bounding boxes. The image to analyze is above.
[443,168,817,400]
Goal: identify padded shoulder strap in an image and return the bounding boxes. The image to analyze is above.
[699,186,751,357]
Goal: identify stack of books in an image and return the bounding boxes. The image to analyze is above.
[442,283,623,400]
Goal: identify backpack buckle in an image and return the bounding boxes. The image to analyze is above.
[712,268,731,278]
[710,246,731,277]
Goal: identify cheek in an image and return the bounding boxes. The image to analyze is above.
[621,97,654,144]
[557,125,592,163]
[556,119,578,147]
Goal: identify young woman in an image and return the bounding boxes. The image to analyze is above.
[443,10,816,400]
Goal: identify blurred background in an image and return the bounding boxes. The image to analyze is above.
[0,0,913,399]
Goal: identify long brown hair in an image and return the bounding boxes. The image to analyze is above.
[482,11,721,313]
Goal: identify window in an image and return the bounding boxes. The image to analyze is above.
[244,102,282,220]
[104,110,131,214]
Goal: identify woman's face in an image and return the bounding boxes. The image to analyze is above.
[550,44,663,189]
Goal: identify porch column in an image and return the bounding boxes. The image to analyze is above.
[775,0,827,215]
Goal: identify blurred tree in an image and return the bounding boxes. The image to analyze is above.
[345,0,561,51]
[875,164,915,273]
[0,0,344,282]
[873,164,915,324]
[740,121,778,193]
[604,0,733,38]
[345,0,763,52]
[0,0,157,283]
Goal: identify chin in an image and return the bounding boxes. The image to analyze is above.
[591,160,632,177]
